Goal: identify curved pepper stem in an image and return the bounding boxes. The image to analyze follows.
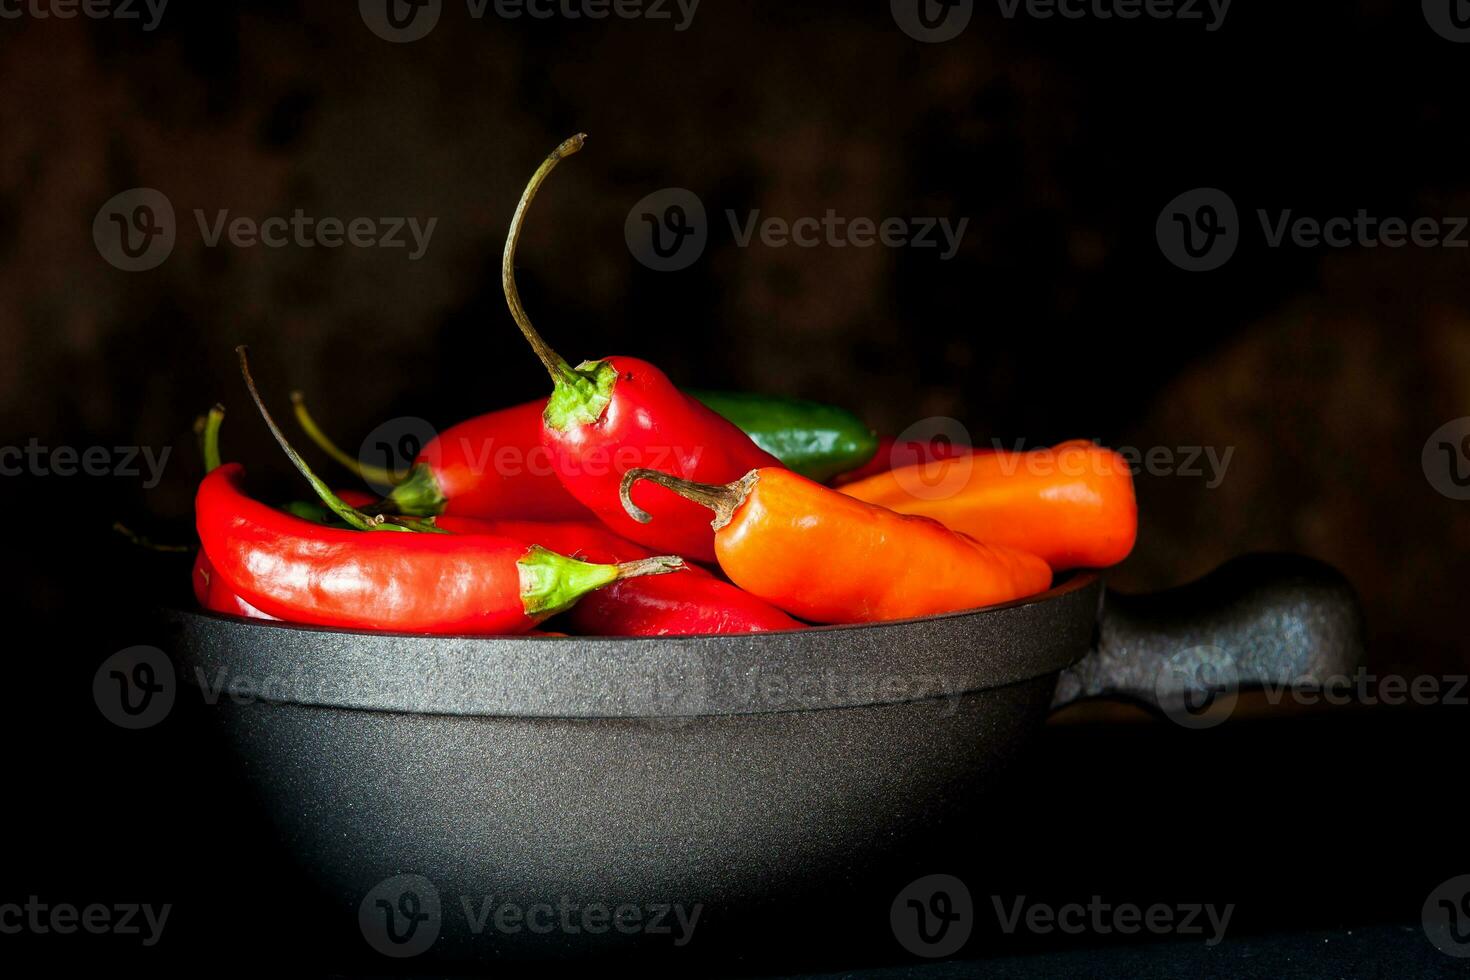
[620,467,762,531]
[502,133,587,387]
[290,391,447,516]
[237,346,428,534]
[289,391,402,488]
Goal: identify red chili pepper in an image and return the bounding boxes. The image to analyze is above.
[291,394,589,521]
[500,135,780,563]
[197,464,681,634]
[435,516,803,635]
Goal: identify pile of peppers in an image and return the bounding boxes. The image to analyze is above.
[191,135,1139,637]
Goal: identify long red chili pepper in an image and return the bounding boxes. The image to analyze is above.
[501,135,780,563]
[291,393,590,521]
[435,517,803,635]
[621,466,1052,623]
[197,463,682,634]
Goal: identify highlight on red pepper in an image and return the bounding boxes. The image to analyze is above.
[192,348,686,635]
[838,439,1138,571]
[500,134,780,563]
[619,466,1053,624]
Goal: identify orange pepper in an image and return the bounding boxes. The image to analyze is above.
[620,467,1052,624]
[837,439,1137,571]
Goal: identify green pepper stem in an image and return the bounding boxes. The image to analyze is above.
[237,346,411,533]
[502,134,587,387]
[517,544,684,618]
[289,391,403,488]
[200,404,225,473]
[619,468,761,531]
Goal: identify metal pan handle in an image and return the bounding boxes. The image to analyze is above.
[1051,553,1365,714]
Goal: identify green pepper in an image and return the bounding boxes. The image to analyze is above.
[691,390,878,483]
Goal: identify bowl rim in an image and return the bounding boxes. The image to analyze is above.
[171,569,1099,643]
[158,571,1104,718]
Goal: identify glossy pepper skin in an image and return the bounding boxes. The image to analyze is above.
[405,400,591,520]
[689,390,877,484]
[622,467,1053,624]
[434,516,803,635]
[196,464,679,634]
[192,549,276,620]
[838,440,1137,570]
[499,135,779,563]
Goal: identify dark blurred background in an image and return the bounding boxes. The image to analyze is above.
[4,0,1469,974]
